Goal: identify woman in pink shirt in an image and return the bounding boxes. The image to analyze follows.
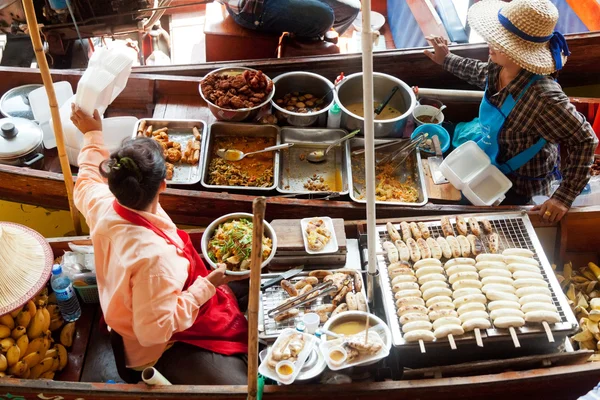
[71,105,249,385]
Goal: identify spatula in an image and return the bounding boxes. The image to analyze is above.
[428,135,448,185]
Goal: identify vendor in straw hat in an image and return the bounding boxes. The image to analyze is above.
[425,0,598,222]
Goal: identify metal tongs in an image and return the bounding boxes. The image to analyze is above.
[376,134,428,168]
[268,280,337,318]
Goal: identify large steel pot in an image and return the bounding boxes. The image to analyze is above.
[334,72,416,138]
[271,71,334,127]
[199,67,275,122]
[0,117,44,168]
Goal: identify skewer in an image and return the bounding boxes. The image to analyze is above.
[448,334,457,350]
[474,328,484,347]
[418,340,426,353]
[542,321,555,343]
[364,313,370,344]
[509,327,521,348]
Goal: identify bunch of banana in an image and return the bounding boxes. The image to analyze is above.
[0,287,75,379]
[554,262,600,361]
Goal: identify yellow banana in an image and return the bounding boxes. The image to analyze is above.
[563,262,573,280]
[0,325,10,339]
[49,318,64,332]
[47,292,57,305]
[7,360,28,377]
[582,269,597,281]
[35,295,48,308]
[6,345,20,367]
[55,344,68,371]
[9,306,23,319]
[588,262,600,282]
[39,371,55,380]
[0,354,7,372]
[40,332,52,356]
[16,334,29,356]
[11,326,26,340]
[567,284,577,302]
[60,322,76,348]
[45,348,58,359]
[23,337,44,357]
[26,309,45,339]
[29,357,54,379]
[21,352,42,369]
[46,305,60,320]
[41,308,51,333]
[572,275,591,284]
[0,315,14,330]
[15,311,31,329]
[0,338,15,352]
[25,301,36,319]
[51,357,59,372]
[21,367,31,379]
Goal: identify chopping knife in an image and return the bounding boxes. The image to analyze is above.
[428,135,448,185]
[260,266,304,290]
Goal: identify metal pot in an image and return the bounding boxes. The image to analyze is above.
[199,67,275,122]
[0,84,43,120]
[0,117,45,168]
[334,72,416,138]
[271,72,334,127]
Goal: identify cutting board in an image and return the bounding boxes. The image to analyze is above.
[422,159,462,202]
[270,218,347,253]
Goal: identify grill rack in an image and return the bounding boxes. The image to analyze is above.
[258,270,367,340]
[377,212,578,347]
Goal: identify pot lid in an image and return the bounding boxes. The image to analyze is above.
[0,117,44,159]
[0,84,43,120]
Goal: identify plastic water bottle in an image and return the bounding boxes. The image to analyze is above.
[51,264,81,322]
[327,102,342,128]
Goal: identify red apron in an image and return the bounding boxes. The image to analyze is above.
[113,201,248,356]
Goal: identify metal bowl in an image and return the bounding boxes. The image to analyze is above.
[201,212,278,276]
[199,67,275,122]
[271,72,334,127]
[334,72,416,138]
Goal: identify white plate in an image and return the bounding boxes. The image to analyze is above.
[319,326,390,371]
[258,329,318,385]
[300,217,338,255]
[352,11,386,32]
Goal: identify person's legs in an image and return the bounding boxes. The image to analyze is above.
[152,343,247,385]
[318,0,361,35]
[231,0,335,39]
[228,280,249,312]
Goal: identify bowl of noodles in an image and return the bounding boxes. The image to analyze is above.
[201,213,277,275]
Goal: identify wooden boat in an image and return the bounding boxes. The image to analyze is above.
[1,210,600,399]
[0,32,599,226]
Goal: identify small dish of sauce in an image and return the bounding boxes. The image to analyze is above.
[276,360,295,382]
[327,345,347,366]
[416,115,439,124]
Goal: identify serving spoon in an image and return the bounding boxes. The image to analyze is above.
[217,143,294,161]
[306,129,360,163]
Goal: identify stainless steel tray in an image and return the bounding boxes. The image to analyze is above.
[201,122,280,191]
[347,137,428,207]
[276,128,349,195]
[376,212,578,348]
[258,269,367,340]
[132,119,206,185]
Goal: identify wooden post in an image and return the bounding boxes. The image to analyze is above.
[22,0,82,235]
[248,197,266,400]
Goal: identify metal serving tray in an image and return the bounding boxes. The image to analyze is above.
[258,269,367,340]
[276,128,349,195]
[132,119,206,185]
[376,212,578,348]
[347,137,428,207]
[201,122,280,191]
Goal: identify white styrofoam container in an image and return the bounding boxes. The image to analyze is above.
[28,81,74,124]
[440,141,512,206]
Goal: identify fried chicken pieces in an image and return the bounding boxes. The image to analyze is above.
[136,121,202,180]
[201,70,273,110]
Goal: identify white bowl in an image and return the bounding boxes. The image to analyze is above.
[201,212,277,275]
[352,11,386,32]
[413,104,444,126]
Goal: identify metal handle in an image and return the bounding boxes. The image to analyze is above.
[374,86,399,115]
[23,152,44,166]
[246,143,293,156]
[325,129,360,155]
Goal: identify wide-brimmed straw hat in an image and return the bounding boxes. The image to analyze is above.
[468,0,570,75]
[0,222,53,315]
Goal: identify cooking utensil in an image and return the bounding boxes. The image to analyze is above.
[351,139,403,156]
[306,129,359,163]
[260,266,304,291]
[376,134,427,167]
[268,280,337,318]
[319,329,343,339]
[374,86,399,116]
[433,104,447,122]
[428,135,448,185]
[335,72,416,138]
[313,75,346,106]
[389,135,427,173]
[217,142,293,162]
[0,117,44,167]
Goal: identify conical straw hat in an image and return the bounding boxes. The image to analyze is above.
[0,222,53,315]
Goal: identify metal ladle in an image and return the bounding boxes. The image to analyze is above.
[217,143,294,161]
[306,129,360,163]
